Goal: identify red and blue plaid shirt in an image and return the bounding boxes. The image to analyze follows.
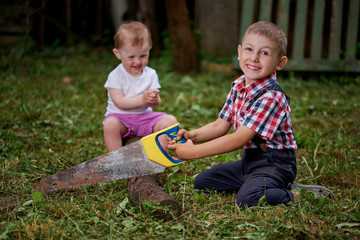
[219,72,297,150]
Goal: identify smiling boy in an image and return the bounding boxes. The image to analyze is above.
[168,21,297,208]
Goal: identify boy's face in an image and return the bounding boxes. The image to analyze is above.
[113,41,150,77]
[238,33,287,85]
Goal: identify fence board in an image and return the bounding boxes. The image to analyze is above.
[329,0,343,60]
[311,0,325,59]
[292,0,308,60]
[239,0,256,43]
[276,0,290,36]
[259,0,273,21]
[346,0,359,60]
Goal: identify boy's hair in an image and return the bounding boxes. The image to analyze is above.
[114,21,152,49]
[242,21,287,56]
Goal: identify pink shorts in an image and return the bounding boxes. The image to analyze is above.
[104,112,167,138]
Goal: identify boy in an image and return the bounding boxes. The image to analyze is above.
[168,21,297,208]
[104,21,177,152]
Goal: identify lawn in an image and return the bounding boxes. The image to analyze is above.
[1,44,359,239]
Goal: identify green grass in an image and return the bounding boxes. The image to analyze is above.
[1,44,359,239]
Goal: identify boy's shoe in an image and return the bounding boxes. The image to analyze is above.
[289,182,336,200]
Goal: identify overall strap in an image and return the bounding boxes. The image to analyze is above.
[246,84,290,111]
[246,84,290,151]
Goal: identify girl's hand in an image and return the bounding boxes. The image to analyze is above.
[143,89,160,106]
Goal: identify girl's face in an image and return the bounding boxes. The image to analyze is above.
[238,33,287,85]
[113,41,150,77]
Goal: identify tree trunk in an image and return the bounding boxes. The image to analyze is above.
[124,137,181,221]
[139,0,166,58]
[165,0,198,73]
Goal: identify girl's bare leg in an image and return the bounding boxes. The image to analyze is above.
[103,117,128,152]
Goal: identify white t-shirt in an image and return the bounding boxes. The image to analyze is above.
[104,64,161,115]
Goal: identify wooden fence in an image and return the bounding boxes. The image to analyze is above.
[234,0,360,72]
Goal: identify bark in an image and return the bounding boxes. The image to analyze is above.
[124,137,181,221]
[165,0,198,73]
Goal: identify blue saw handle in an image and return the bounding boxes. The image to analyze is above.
[141,123,186,167]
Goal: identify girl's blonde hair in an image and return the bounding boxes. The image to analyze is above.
[114,21,152,49]
[243,21,287,56]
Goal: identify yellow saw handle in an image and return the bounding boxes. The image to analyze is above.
[141,123,186,167]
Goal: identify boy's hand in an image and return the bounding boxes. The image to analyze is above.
[167,129,196,160]
[167,138,196,160]
[175,129,192,141]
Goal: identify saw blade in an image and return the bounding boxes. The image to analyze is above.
[40,141,165,193]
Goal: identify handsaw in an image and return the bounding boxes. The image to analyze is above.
[40,123,186,193]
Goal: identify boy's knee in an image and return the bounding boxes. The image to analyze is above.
[235,195,258,208]
[235,188,264,208]
[194,175,205,190]
[193,172,217,193]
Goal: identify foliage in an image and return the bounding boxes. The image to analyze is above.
[1,45,359,239]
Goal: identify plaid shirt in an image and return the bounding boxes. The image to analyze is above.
[219,72,297,150]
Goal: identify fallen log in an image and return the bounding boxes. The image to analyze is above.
[124,137,181,221]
